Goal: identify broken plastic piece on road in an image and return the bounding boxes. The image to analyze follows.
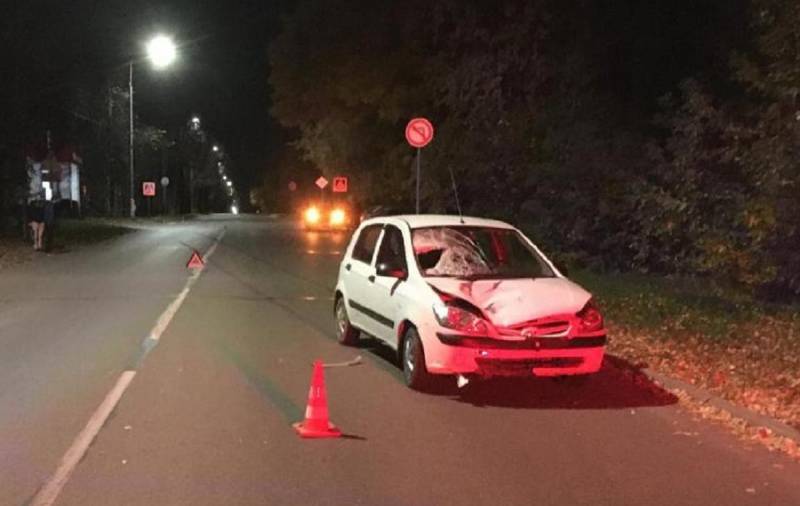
[322,355,362,368]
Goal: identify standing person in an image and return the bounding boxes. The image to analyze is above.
[28,198,46,251]
[42,199,56,251]
[26,155,47,251]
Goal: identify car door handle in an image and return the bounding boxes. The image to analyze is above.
[368,275,375,283]
[345,263,351,271]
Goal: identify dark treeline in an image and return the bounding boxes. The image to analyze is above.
[266,0,799,297]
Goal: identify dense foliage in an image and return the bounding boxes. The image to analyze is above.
[267,0,799,296]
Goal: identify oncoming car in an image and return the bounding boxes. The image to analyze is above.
[300,202,351,230]
[333,215,607,390]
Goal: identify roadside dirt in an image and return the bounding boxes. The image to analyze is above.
[609,321,800,460]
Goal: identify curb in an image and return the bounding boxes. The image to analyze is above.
[641,366,800,443]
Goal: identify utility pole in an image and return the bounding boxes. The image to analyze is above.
[129,61,136,218]
[189,163,195,213]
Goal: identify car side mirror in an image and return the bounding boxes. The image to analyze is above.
[376,262,407,280]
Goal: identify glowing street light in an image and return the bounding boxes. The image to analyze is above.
[128,34,178,217]
[226,181,232,187]
[212,145,220,152]
[147,35,177,69]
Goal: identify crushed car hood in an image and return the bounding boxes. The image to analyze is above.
[426,277,592,327]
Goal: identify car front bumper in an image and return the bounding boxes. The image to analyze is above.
[421,325,606,377]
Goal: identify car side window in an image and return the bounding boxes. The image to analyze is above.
[351,224,383,264]
[376,225,407,270]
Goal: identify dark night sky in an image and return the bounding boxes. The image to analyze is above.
[129,0,294,188]
[2,0,747,192]
[3,0,294,189]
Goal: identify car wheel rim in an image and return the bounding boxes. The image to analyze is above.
[404,336,415,374]
[336,300,347,338]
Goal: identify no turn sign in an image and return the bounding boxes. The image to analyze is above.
[405,118,434,148]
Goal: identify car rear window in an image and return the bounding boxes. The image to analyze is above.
[351,224,383,264]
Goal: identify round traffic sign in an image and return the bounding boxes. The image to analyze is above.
[405,118,434,148]
[160,176,170,187]
[288,181,297,192]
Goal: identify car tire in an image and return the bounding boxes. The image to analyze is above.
[335,296,360,346]
[402,327,432,391]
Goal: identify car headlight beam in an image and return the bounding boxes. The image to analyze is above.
[330,208,346,225]
[304,207,321,223]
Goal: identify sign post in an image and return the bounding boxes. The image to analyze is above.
[142,182,156,217]
[332,176,348,193]
[142,181,156,197]
[405,118,434,214]
[160,177,170,215]
[315,176,328,201]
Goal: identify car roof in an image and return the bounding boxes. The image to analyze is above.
[362,214,516,230]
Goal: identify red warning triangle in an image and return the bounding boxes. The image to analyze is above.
[186,251,204,269]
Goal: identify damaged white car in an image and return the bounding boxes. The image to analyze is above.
[333,215,607,390]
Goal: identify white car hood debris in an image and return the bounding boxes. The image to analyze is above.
[426,277,591,327]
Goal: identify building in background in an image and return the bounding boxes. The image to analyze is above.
[24,142,82,216]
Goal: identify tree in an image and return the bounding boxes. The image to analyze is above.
[729,0,800,293]
[269,0,795,295]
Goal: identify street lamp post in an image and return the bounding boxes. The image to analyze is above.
[129,61,135,217]
[129,35,177,218]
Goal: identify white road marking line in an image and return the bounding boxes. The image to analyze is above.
[149,285,191,342]
[202,232,223,263]
[30,370,136,506]
[31,227,226,506]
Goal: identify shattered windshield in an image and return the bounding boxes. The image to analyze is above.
[411,226,555,279]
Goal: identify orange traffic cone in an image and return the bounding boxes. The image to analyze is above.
[293,360,342,438]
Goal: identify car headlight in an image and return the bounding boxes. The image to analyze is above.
[576,298,604,332]
[304,207,320,223]
[330,208,346,225]
[433,303,490,335]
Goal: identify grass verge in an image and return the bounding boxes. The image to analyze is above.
[52,218,134,246]
[572,268,800,435]
[0,218,134,270]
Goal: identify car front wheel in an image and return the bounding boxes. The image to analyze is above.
[335,296,360,346]
[402,327,432,390]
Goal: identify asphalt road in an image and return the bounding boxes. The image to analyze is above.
[1,215,798,506]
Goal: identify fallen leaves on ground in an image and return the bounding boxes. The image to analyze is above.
[609,318,800,460]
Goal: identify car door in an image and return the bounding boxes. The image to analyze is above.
[369,224,412,345]
[342,223,385,337]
